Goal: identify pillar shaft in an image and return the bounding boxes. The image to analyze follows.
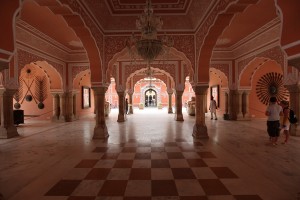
[174,90,184,121]
[92,86,109,139]
[192,86,208,139]
[0,89,19,138]
[168,92,173,114]
[58,93,66,122]
[128,93,133,114]
[236,91,243,120]
[117,91,126,122]
[286,84,300,136]
[51,93,59,121]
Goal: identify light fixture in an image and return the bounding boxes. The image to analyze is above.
[126,0,173,64]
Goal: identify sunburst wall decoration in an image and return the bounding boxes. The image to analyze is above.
[256,72,289,105]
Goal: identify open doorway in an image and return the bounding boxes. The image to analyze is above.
[145,89,157,107]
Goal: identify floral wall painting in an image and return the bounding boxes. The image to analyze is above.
[210,85,219,107]
[82,86,91,109]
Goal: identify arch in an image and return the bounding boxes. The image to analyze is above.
[239,57,283,88]
[33,61,63,89]
[106,46,194,85]
[0,0,21,65]
[32,0,103,83]
[73,69,91,90]
[209,68,229,89]
[196,1,259,83]
[126,67,175,90]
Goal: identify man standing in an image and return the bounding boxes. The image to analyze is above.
[265,97,283,146]
[209,96,218,120]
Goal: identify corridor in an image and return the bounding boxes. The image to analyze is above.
[0,109,300,200]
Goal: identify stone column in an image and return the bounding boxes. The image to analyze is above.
[128,92,134,114]
[117,91,126,122]
[242,90,251,120]
[192,85,209,139]
[51,93,59,121]
[174,90,184,121]
[235,90,244,120]
[65,91,75,122]
[73,92,78,119]
[92,86,109,139]
[167,89,173,114]
[0,89,19,138]
[58,93,66,122]
[286,84,300,136]
[224,91,229,114]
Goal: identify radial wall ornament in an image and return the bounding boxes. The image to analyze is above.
[256,72,289,105]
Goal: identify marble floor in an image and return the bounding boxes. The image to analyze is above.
[0,108,300,200]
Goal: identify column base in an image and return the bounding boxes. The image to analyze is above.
[51,116,59,122]
[175,113,184,121]
[236,113,244,121]
[0,126,19,139]
[59,116,65,122]
[117,114,126,122]
[192,124,209,139]
[168,108,173,114]
[93,125,109,139]
[129,106,133,114]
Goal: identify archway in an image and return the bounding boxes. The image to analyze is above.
[145,89,157,107]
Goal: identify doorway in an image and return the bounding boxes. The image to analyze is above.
[145,89,157,107]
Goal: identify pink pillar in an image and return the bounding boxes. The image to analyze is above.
[92,86,109,139]
[192,86,209,139]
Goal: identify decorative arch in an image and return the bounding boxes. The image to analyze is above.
[239,56,284,88]
[106,45,194,85]
[17,49,63,89]
[33,0,103,84]
[209,68,229,89]
[73,69,90,90]
[195,0,259,83]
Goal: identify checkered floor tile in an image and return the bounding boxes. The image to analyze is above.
[45,139,263,200]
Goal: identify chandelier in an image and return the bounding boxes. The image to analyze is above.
[126,0,174,63]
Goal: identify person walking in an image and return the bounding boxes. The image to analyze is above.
[265,97,283,146]
[209,96,218,120]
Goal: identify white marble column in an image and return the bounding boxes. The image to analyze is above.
[0,89,19,138]
[192,85,208,139]
[117,91,126,122]
[174,90,184,121]
[92,86,109,139]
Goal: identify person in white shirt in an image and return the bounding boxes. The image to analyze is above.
[209,96,218,120]
[265,97,283,145]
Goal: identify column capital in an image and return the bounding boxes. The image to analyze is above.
[167,88,174,94]
[92,86,108,95]
[192,85,208,95]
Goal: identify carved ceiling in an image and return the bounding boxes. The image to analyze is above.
[19,0,278,51]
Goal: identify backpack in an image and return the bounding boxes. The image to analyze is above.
[289,109,298,124]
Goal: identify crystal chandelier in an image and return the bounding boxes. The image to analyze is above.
[126,0,173,64]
